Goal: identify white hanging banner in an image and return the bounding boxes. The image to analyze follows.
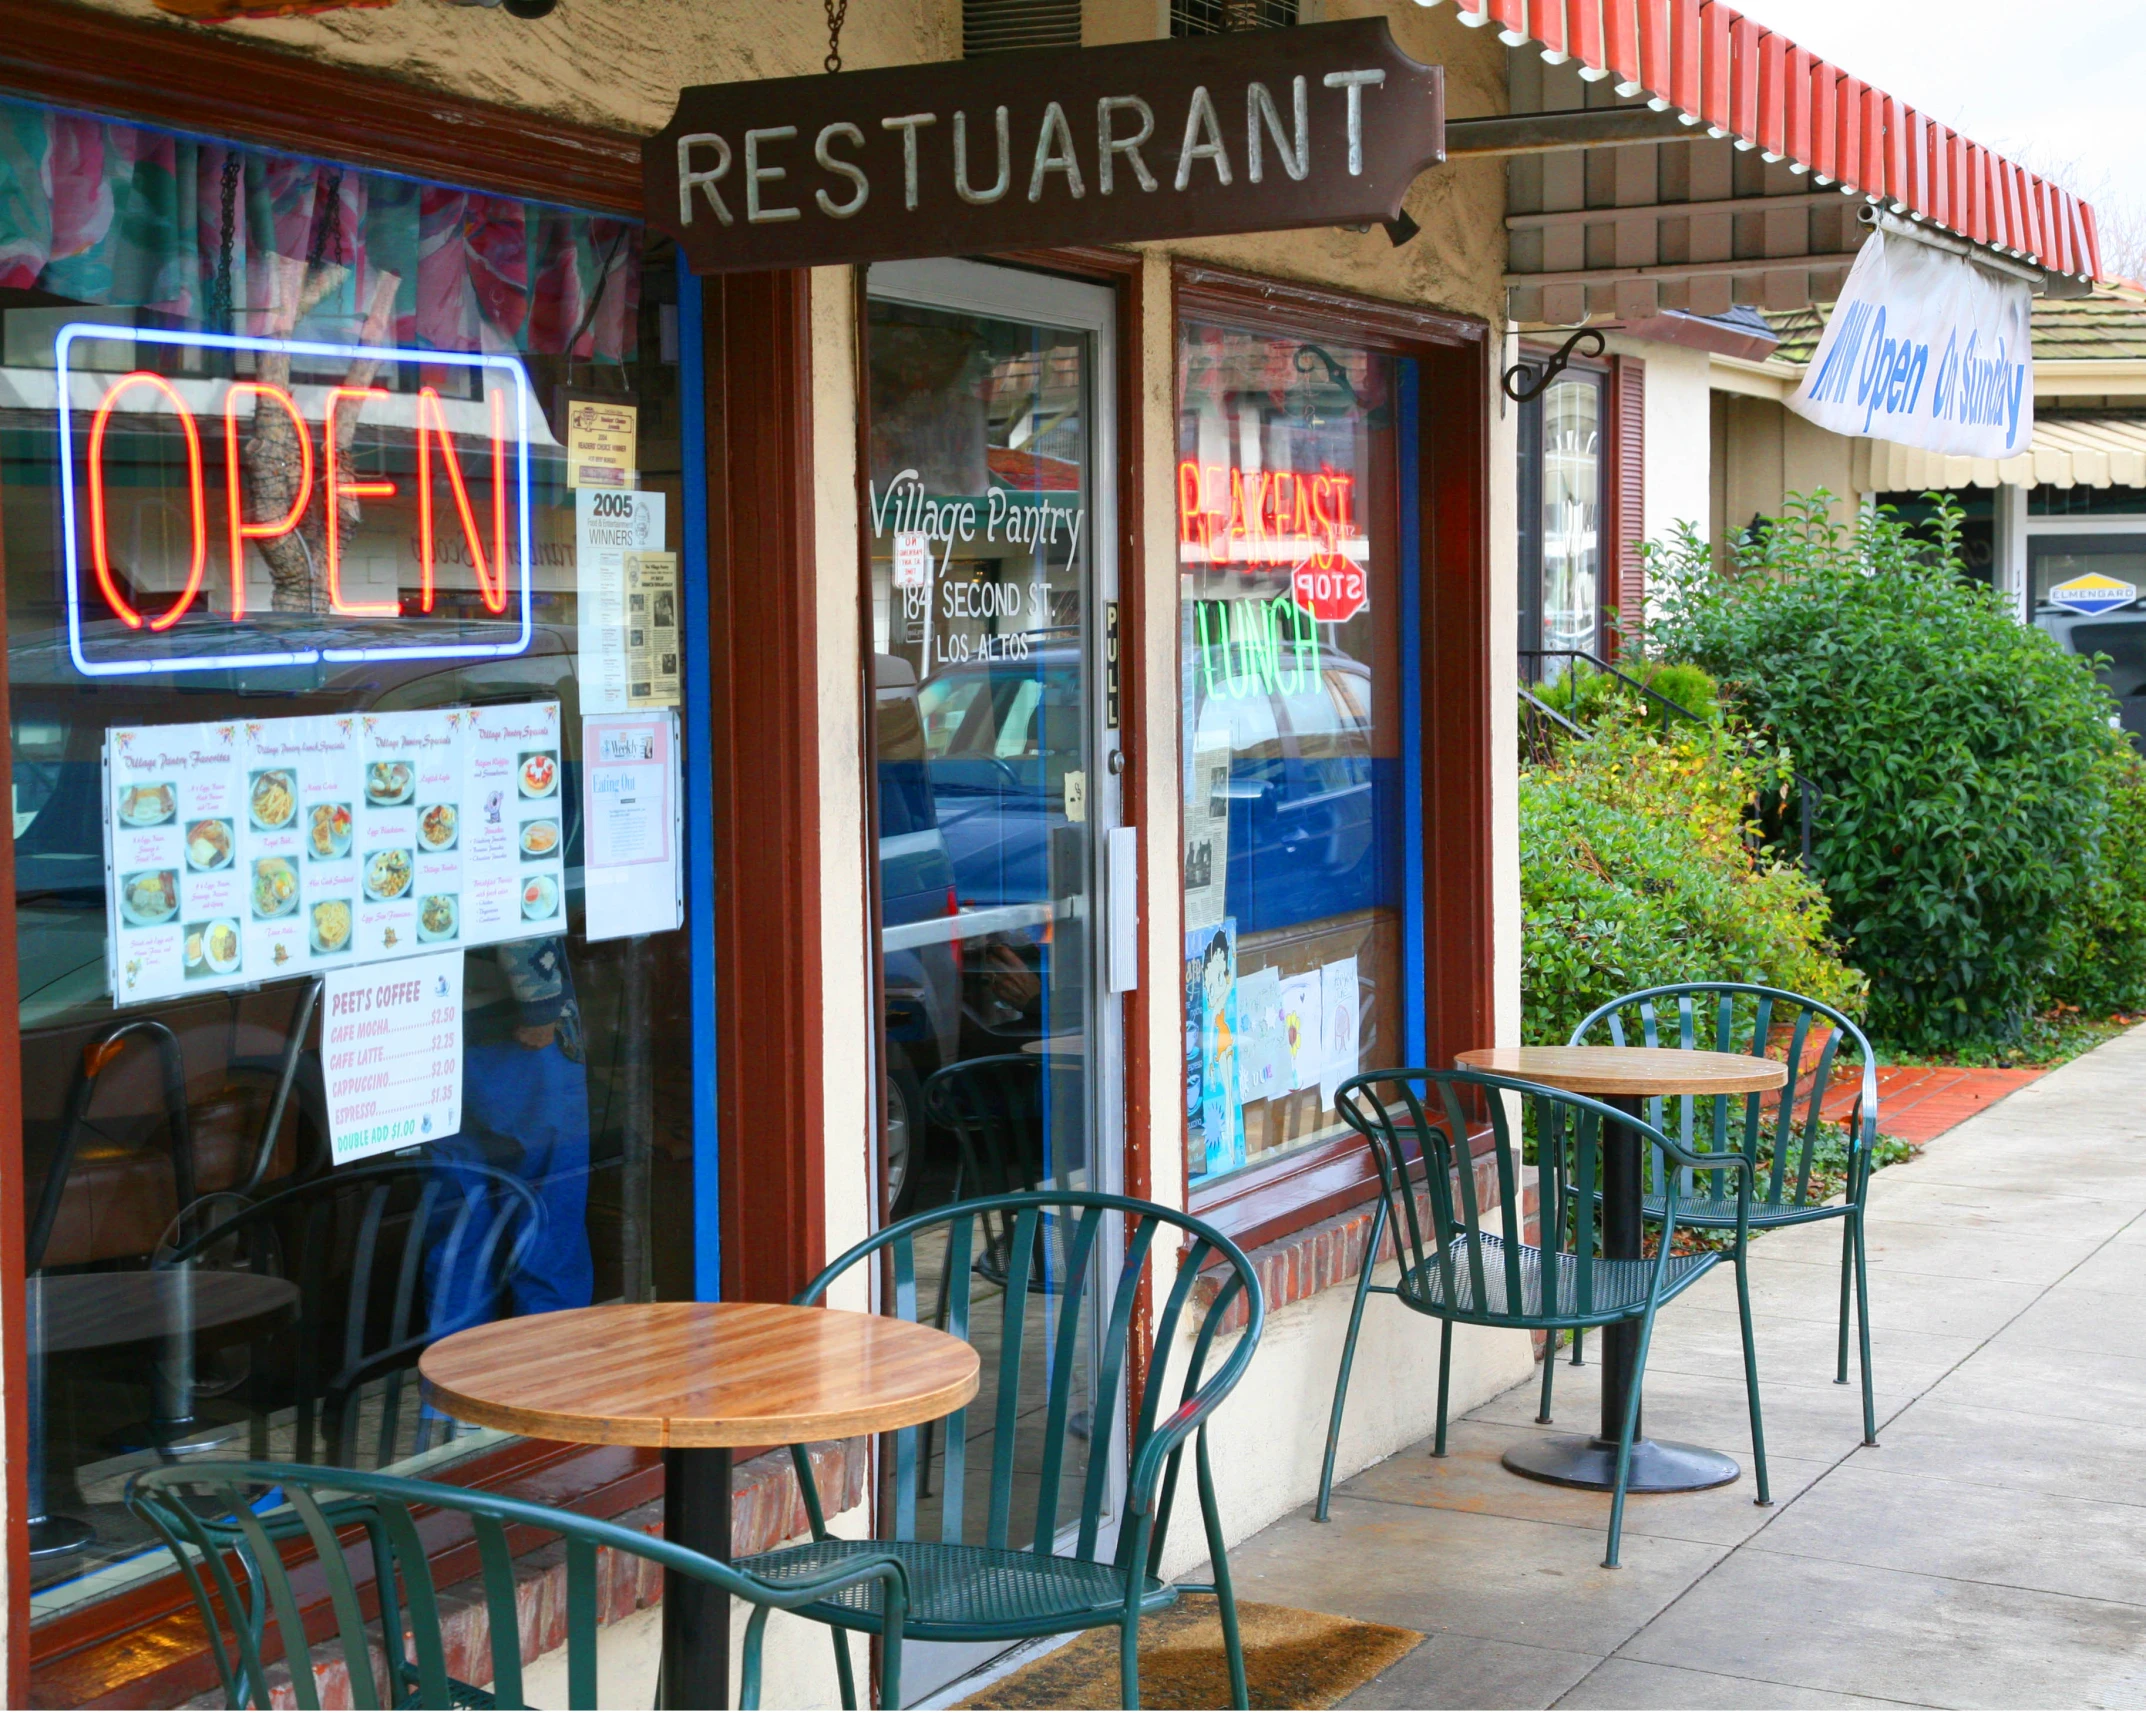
[1789,229,2033,459]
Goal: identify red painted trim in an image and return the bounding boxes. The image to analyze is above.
[703,270,826,1304]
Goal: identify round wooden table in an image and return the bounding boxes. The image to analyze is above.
[420,1301,979,1709]
[1457,1046,1787,1496]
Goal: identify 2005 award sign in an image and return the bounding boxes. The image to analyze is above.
[645,18,1445,274]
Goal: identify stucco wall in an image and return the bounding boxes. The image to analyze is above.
[1602,336,1713,553]
[57,0,962,130]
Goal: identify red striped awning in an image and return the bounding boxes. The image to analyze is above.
[1438,0,2101,322]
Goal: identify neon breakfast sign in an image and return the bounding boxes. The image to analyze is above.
[1177,457,1369,623]
[56,325,534,677]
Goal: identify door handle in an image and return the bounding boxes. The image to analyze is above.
[1106,826,1139,994]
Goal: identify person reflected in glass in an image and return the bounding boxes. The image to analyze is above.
[426,936,593,1330]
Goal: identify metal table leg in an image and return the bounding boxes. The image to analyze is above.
[1502,1094,1741,1493]
[27,1279,93,1561]
[660,1445,733,1709]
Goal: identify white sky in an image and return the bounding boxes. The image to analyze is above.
[1738,0,2146,221]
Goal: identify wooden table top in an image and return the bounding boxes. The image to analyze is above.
[34,1270,299,1356]
[1456,1045,1788,1097]
[418,1302,980,1449]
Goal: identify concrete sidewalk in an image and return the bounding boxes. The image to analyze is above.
[1215,1023,2146,1709]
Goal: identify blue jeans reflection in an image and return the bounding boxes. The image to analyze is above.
[426,938,593,1332]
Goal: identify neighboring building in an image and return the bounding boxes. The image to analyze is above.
[1703,288,2146,731]
[0,0,2090,1706]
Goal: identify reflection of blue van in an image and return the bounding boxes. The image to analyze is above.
[1190,645,1399,932]
[875,656,962,1207]
[917,645,1083,910]
[914,640,1397,941]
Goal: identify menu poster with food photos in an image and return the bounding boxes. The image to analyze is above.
[104,702,568,1006]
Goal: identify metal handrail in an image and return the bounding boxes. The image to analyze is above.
[1519,647,1820,874]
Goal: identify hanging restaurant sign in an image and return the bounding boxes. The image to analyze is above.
[645,17,1444,274]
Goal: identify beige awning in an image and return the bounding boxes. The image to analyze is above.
[1853,416,2146,492]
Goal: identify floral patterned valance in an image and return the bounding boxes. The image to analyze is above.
[0,94,638,362]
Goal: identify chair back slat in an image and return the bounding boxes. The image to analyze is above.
[1435,1081,1495,1313]
[890,1231,921,1542]
[565,1536,599,1709]
[470,1512,524,1707]
[1572,1102,1598,1316]
[1794,1027,1844,1205]
[984,1205,1042,1549]
[936,1213,976,1543]
[1571,983,1877,1215]
[1076,1212,1160,1560]
[225,1483,329,1709]
[1030,1204,1105,1550]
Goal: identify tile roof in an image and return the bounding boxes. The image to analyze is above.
[1763,286,2146,368]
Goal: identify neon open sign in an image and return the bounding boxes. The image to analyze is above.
[56,325,535,677]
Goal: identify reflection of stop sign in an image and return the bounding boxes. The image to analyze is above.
[1291,552,1368,623]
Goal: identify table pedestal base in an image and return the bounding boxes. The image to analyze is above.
[29,1513,94,1561]
[660,1446,734,1710]
[1502,1434,1740,1493]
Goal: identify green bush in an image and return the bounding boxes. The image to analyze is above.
[2046,739,2146,1015]
[1535,659,1720,731]
[1648,492,2125,1047]
[1520,712,1864,1046]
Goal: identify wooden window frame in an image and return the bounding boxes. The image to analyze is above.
[0,3,822,1702]
[1171,263,1494,1254]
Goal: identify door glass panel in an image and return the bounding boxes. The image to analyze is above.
[1176,320,1404,1184]
[866,286,1100,1556]
[0,96,697,1618]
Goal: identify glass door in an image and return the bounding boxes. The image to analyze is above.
[863,259,1121,1699]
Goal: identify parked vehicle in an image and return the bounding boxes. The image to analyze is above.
[873,654,962,1211]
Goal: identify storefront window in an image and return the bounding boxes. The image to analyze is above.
[1177,321,1403,1185]
[2,97,697,1616]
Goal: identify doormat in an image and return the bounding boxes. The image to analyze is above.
[954,1595,1423,1710]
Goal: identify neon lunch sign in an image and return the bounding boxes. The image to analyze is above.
[56,324,535,677]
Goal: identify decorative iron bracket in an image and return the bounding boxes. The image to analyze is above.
[1502,327,1606,403]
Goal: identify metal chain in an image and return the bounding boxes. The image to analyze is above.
[211,154,240,334]
[824,0,847,73]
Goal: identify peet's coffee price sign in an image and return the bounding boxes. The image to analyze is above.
[646,17,1444,274]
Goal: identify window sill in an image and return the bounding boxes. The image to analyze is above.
[32,1437,869,1709]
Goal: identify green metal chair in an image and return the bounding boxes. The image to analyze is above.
[1562,983,1879,1445]
[127,1459,911,1710]
[740,1190,1265,1711]
[1312,1068,1762,1568]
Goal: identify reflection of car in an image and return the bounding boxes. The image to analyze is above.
[874,655,961,1211]
[2036,608,2146,738]
[917,636,1395,944]
[1188,643,1398,932]
[916,646,1086,1055]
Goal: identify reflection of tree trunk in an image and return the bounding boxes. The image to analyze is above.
[239,257,401,613]
[619,937,653,1301]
